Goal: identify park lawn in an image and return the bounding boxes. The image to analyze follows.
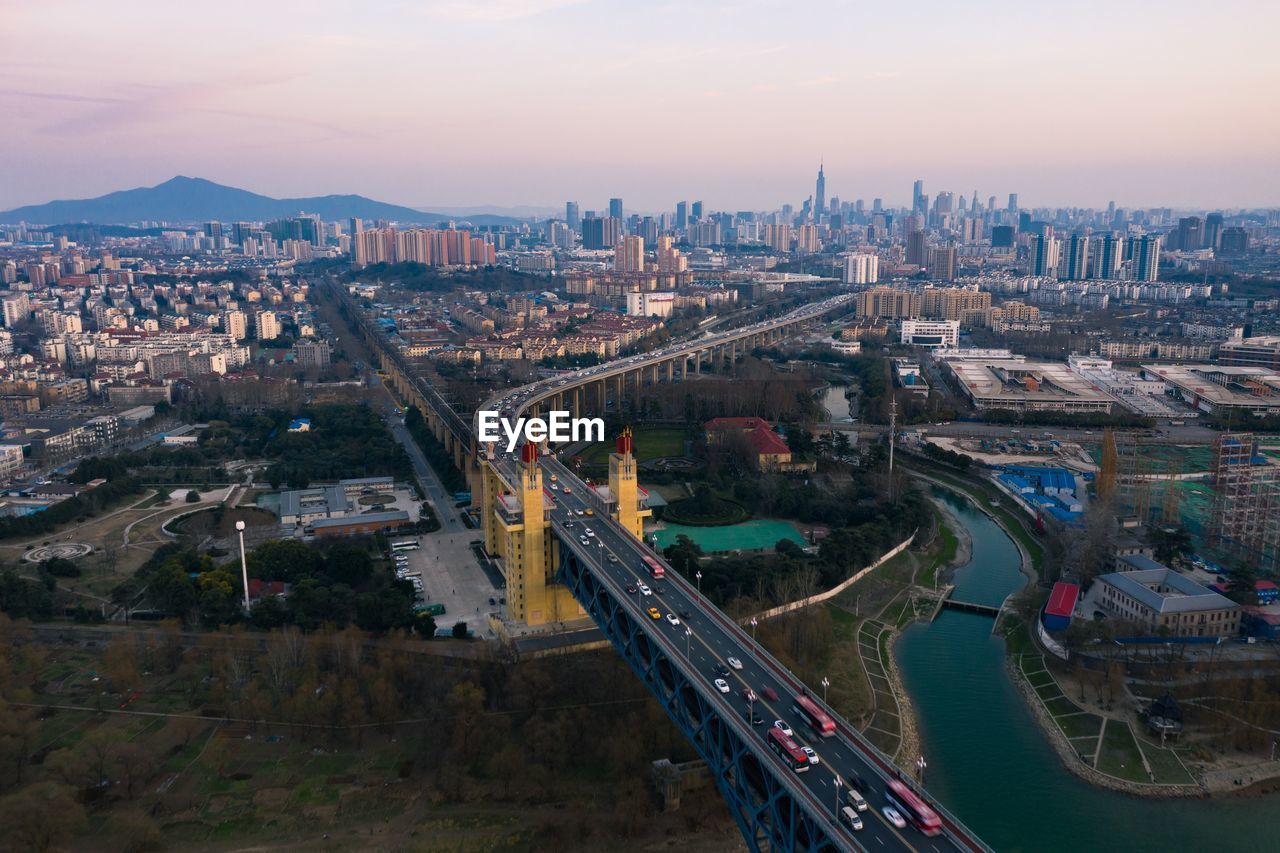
[1097,721,1148,782]
[580,426,687,464]
[1044,696,1080,717]
[1140,741,1196,784]
[1026,669,1056,688]
[1055,711,1103,739]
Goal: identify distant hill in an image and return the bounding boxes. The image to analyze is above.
[0,176,522,227]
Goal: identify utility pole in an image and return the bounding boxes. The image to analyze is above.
[236,520,250,613]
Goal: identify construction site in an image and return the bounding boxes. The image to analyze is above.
[1093,430,1280,572]
[1207,433,1280,572]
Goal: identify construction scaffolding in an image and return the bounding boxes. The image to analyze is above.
[1209,433,1280,572]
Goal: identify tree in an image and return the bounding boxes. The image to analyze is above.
[451,621,469,639]
[1226,562,1259,604]
[107,809,166,853]
[186,489,201,503]
[1149,526,1193,568]
[0,782,86,852]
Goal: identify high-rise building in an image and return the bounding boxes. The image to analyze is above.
[614,235,645,272]
[912,179,925,214]
[223,309,247,340]
[928,246,957,281]
[2,293,30,328]
[1061,234,1090,280]
[609,198,623,220]
[1092,233,1123,279]
[1176,216,1203,251]
[1219,226,1249,256]
[565,202,581,232]
[203,221,223,241]
[872,198,883,212]
[815,162,826,218]
[676,201,689,229]
[1204,212,1224,251]
[842,253,880,285]
[256,310,281,341]
[581,216,622,250]
[1131,234,1162,281]
[1007,192,1019,212]
[1030,235,1060,277]
[991,225,1016,248]
[906,229,927,266]
[691,200,703,222]
[855,286,921,319]
[763,223,791,252]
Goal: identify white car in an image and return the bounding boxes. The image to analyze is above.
[727,657,743,670]
[882,806,906,829]
[665,613,680,626]
[772,720,793,737]
[584,529,595,537]
[800,746,819,766]
[575,508,583,515]
[638,583,652,596]
[714,678,730,694]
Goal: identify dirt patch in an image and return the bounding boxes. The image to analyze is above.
[174,506,277,538]
[253,787,291,808]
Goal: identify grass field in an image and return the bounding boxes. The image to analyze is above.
[650,519,806,553]
[579,427,687,464]
[1097,720,1147,782]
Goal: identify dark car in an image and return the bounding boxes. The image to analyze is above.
[626,584,638,594]
[655,586,666,595]
[714,664,731,678]
[762,687,779,702]
[745,711,765,726]
[679,610,692,620]
[849,774,871,794]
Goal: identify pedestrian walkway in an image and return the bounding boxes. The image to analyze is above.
[857,619,902,757]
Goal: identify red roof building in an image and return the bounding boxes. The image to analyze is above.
[705,417,810,472]
[1043,581,1079,631]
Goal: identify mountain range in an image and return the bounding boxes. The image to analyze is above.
[0,176,524,227]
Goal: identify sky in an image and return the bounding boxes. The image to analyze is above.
[2,0,1279,213]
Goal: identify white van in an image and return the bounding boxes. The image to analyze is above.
[846,788,867,812]
[840,805,863,831]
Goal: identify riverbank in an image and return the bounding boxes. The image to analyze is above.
[906,466,1280,800]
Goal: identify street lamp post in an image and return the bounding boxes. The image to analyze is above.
[833,775,841,817]
[235,520,250,613]
[750,616,758,641]
[695,570,703,597]
[917,755,927,783]
[685,626,692,658]
[821,676,830,703]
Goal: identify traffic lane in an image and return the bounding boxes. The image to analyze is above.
[588,520,946,851]
[559,531,879,852]
[577,522,914,852]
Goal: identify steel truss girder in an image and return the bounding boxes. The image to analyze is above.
[558,547,847,852]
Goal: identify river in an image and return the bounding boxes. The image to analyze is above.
[894,487,1274,852]
[820,385,854,423]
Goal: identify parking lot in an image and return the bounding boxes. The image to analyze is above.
[392,529,503,637]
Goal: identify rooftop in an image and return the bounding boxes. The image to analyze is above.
[1099,567,1238,615]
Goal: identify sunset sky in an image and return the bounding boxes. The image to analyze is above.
[3,0,1278,212]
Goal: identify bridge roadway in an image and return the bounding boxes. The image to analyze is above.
[488,448,978,852]
[366,286,988,851]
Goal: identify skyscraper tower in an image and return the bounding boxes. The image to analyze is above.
[676,201,688,229]
[609,197,623,220]
[1007,193,1019,212]
[1030,234,1060,277]
[912,179,925,214]
[565,201,581,232]
[1062,234,1090,280]
[815,162,826,219]
[1132,234,1162,281]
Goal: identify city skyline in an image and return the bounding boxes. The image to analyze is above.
[4,0,1279,212]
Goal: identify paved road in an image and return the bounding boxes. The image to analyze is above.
[384,403,467,534]
[488,454,963,853]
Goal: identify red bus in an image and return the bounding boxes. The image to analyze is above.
[792,694,836,737]
[766,727,810,773]
[885,780,942,836]
[641,554,665,579]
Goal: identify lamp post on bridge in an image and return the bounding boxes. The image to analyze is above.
[695,570,702,597]
[821,676,830,703]
[236,520,250,614]
[750,616,758,641]
[685,626,692,658]
[833,775,841,818]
